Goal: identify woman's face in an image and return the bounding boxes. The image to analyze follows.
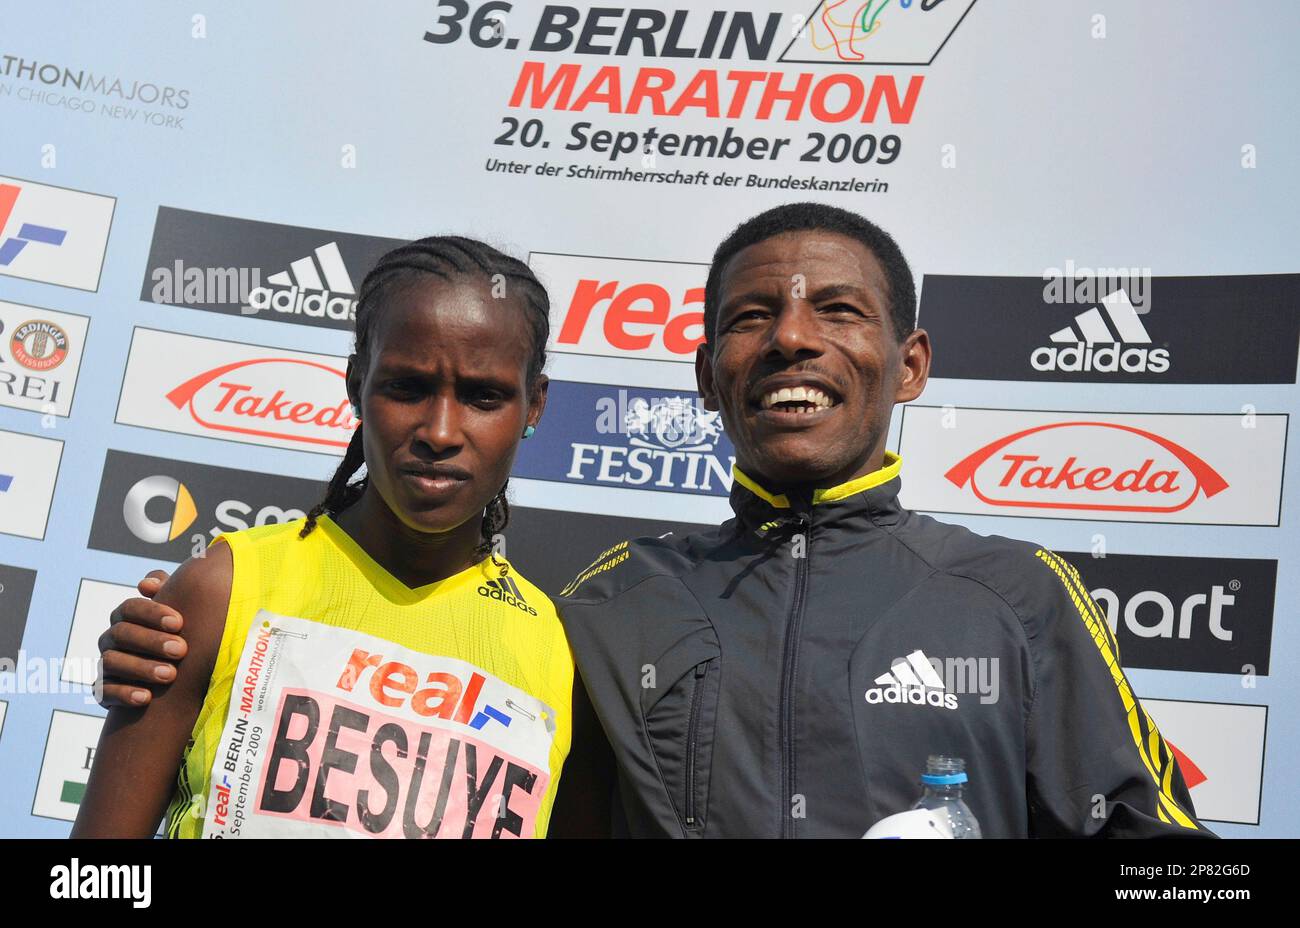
[346,274,546,536]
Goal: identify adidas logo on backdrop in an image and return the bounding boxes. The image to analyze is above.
[478,575,538,615]
[865,649,959,710]
[1031,290,1170,374]
[244,242,358,321]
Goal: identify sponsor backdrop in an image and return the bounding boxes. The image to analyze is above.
[0,1,1296,837]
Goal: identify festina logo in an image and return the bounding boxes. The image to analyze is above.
[1031,290,1170,374]
[566,443,734,492]
[49,858,152,908]
[571,394,731,491]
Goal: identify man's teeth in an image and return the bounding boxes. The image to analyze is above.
[761,386,835,410]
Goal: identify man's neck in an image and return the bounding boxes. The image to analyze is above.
[745,448,888,499]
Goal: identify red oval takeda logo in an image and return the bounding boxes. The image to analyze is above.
[944,421,1228,514]
[165,357,356,450]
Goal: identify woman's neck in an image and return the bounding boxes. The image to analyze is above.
[330,488,483,589]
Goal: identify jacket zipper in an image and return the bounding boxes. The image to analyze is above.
[779,510,811,839]
[684,660,708,828]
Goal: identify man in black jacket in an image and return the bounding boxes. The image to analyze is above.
[97,203,1210,838]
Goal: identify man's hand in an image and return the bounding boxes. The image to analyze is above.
[95,570,188,708]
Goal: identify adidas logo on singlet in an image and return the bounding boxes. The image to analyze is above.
[478,576,538,616]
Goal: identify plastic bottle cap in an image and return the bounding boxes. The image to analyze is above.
[921,771,968,786]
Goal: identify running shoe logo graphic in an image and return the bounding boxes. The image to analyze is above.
[477,575,538,615]
[865,649,959,709]
[0,473,13,493]
[778,0,978,66]
[0,184,67,266]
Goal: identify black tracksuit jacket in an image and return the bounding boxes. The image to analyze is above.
[557,456,1212,838]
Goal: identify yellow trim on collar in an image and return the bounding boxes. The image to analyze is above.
[813,452,902,504]
[732,467,793,509]
[732,452,902,508]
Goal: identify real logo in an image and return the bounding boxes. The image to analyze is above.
[1031,290,1170,375]
[864,650,959,710]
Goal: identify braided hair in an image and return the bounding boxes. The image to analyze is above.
[298,236,550,563]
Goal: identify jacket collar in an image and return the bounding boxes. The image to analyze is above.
[730,452,905,534]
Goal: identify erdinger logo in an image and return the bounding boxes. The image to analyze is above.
[164,357,356,449]
[625,397,722,452]
[944,422,1228,514]
[478,576,538,616]
[244,242,358,322]
[9,319,69,371]
[1032,290,1170,375]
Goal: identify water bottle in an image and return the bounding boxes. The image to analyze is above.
[911,755,982,839]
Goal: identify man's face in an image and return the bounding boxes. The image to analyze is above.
[697,230,929,490]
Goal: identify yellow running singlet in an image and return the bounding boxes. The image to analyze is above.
[165,515,573,838]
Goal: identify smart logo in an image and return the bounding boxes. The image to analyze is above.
[123,475,198,544]
[89,450,321,561]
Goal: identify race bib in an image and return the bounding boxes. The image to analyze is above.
[200,612,557,838]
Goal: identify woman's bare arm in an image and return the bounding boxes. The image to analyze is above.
[71,542,233,837]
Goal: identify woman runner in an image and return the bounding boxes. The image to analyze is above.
[73,236,582,839]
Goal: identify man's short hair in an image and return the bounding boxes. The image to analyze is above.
[702,202,917,348]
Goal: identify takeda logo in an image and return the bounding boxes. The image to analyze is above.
[897,408,1286,526]
[530,253,706,364]
[164,357,356,449]
[117,328,355,455]
[944,422,1226,515]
